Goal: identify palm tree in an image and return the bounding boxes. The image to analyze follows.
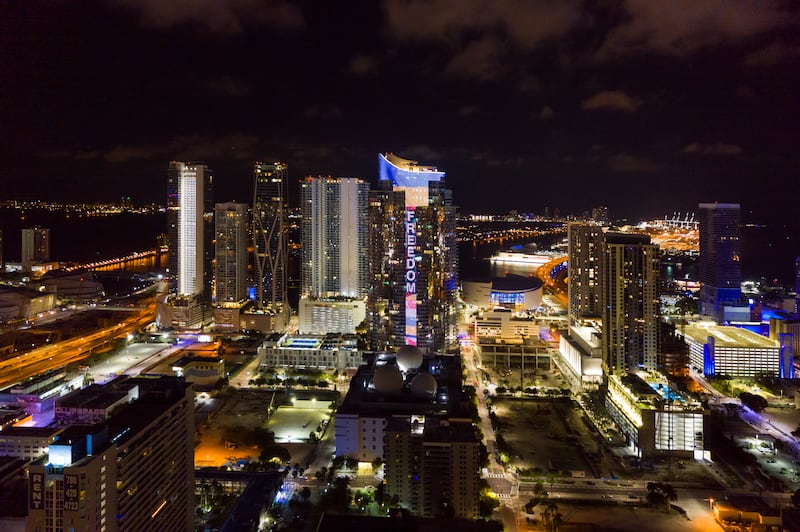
[661,483,678,512]
[646,482,677,512]
[542,501,563,532]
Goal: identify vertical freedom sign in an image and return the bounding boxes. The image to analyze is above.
[404,208,417,346]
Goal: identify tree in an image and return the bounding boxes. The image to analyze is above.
[260,444,290,464]
[371,457,383,471]
[739,392,768,412]
[792,488,800,509]
[375,482,386,507]
[646,482,678,512]
[541,501,563,532]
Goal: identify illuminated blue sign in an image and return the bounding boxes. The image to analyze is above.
[379,153,444,188]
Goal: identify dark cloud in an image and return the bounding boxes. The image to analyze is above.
[382,0,581,45]
[104,133,260,163]
[538,106,555,120]
[109,0,305,34]
[397,144,443,163]
[598,0,789,58]
[607,153,662,173]
[204,76,251,96]
[348,54,380,75]
[682,142,742,155]
[445,36,505,80]
[743,43,800,67]
[302,105,344,120]
[581,91,641,113]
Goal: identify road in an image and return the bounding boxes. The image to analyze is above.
[0,301,155,389]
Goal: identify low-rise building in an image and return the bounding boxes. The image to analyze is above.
[557,324,604,389]
[0,427,64,460]
[605,372,707,459]
[258,333,364,371]
[679,323,788,378]
[0,285,56,321]
[172,356,224,389]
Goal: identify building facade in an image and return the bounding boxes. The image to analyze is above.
[21,226,50,273]
[680,323,787,378]
[600,233,660,374]
[26,376,194,532]
[567,223,604,325]
[214,202,249,303]
[253,162,288,314]
[167,162,210,297]
[698,202,742,323]
[300,176,369,299]
[384,415,479,520]
[369,153,459,352]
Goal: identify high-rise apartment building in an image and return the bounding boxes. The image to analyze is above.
[167,161,211,297]
[253,162,288,313]
[384,416,479,520]
[600,233,660,374]
[300,176,369,298]
[26,376,194,532]
[369,153,459,351]
[567,223,604,325]
[796,256,800,315]
[214,202,249,303]
[21,226,50,272]
[698,202,742,323]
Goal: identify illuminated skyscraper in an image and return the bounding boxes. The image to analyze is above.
[301,176,369,298]
[796,256,800,315]
[21,226,50,273]
[214,202,249,303]
[370,153,459,351]
[698,202,741,322]
[253,162,288,313]
[567,223,604,325]
[166,162,209,296]
[600,233,660,374]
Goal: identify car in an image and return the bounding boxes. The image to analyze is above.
[602,494,613,499]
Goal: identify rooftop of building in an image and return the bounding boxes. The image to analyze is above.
[172,355,222,367]
[386,415,477,444]
[337,351,470,419]
[381,152,441,173]
[0,426,63,438]
[682,323,778,348]
[0,284,51,298]
[56,382,135,411]
[490,274,543,293]
[698,202,741,209]
[604,232,652,245]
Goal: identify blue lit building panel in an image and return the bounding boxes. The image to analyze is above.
[378,153,444,188]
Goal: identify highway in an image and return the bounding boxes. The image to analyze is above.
[0,301,156,390]
[535,255,568,306]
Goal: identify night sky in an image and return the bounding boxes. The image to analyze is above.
[2,1,799,222]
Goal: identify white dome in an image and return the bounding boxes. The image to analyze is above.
[396,345,423,371]
[410,372,437,399]
[373,365,403,394]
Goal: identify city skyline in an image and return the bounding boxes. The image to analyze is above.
[1,2,799,223]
